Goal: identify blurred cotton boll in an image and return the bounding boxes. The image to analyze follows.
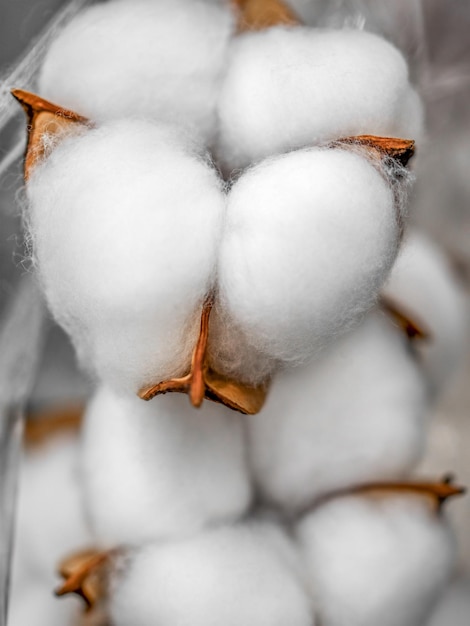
[297,492,456,626]
[38,0,235,144]
[110,521,314,626]
[247,310,428,512]
[217,26,423,170]
[26,119,225,395]
[82,387,251,547]
[9,433,90,626]
[217,147,399,371]
[383,231,468,394]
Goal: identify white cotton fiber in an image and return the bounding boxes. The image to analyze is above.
[38,0,235,143]
[81,386,251,546]
[247,310,428,512]
[217,26,423,169]
[26,120,224,395]
[383,231,468,393]
[12,433,90,584]
[297,492,456,626]
[217,147,399,370]
[110,521,313,626]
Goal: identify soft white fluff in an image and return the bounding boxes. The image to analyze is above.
[217,147,399,371]
[38,0,235,143]
[12,433,90,583]
[297,492,456,626]
[110,521,313,626]
[383,231,468,392]
[217,27,423,169]
[10,434,89,626]
[27,120,224,394]
[82,386,251,546]
[247,311,428,512]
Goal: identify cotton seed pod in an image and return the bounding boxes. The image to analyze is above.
[296,491,456,626]
[38,0,235,144]
[26,119,225,395]
[81,386,251,546]
[383,231,468,393]
[216,146,401,370]
[217,26,423,170]
[247,310,428,512]
[109,521,313,626]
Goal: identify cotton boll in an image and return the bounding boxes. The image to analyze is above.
[383,231,468,392]
[26,120,224,395]
[247,311,428,512]
[82,386,251,546]
[297,492,456,626]
[8,581,81,626]
[217,27,423,170]
[38,0,235,144]
[216,147,399,371]
[110,521,313,626]
[12,433,90,585]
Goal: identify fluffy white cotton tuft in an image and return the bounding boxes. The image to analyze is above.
[38,0,235,143]
[216,147,399,372]
[247,311,428,512]
[26,120,224,394]
[82,386,251,546]
[297,492,456,626]
[110,521,313,626]
[12,433,90,583]
[217,26,423,170]
[383,231,468,392]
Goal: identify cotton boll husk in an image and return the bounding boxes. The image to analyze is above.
[217,27,423,170]
[247,310,428,512]
[11,433,90,584]
[296,492,456,626]
[383,231,468,393]
[110,521,313,626]
[82,386,251,546]
[216,147,400,373]
[26,120,224,394]
[38,0,235,144]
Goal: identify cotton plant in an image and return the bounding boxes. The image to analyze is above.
[6,0,467,625]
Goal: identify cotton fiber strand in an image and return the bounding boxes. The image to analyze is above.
[110,521,313,626]
[82,387,251,546]
[247,311,428,512]
[297,492,456,626]
[38,0,235,143]
[217,147,399,369]
[26,119,224,394]
[384,231,468,392]
[217,27,423,169]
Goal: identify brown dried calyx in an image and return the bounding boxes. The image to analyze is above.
[24,404,84,447]
[349,475,466,514]
[335,135,416,168]
[232,0,300,31]
[56,548,118,612]
[380,295,430,342]
[11,88,89,180]
[138,296,268,415]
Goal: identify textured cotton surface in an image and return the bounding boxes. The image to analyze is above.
[384,231,468,392]
[297,493,456,626]
[217,147,399,370]
[82,387,251,546]
[38,0,235,143]
[27,120,224,394]
[248,311,428,512]
[217,26,423,169]
[110,521,313,626]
